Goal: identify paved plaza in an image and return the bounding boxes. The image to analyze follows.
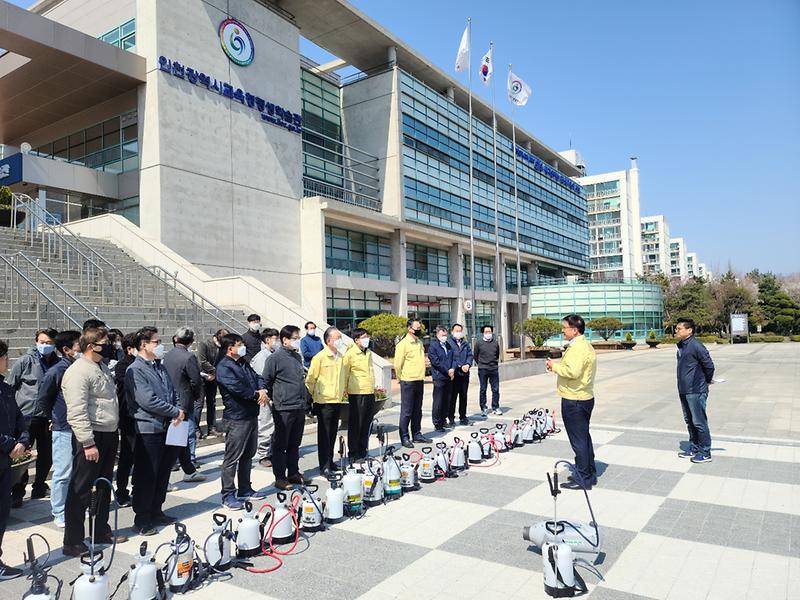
[3,343,799,599]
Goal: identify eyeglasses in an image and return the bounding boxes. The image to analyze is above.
[147,339,161,345]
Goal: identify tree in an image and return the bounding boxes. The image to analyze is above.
[665,277,713,332]
[709,275,758,335]
[587,316,623,341]
[749,270,800,334]
[513,316,561,347]
[358,313,425,358]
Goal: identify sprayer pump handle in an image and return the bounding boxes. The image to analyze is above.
[276,491,286,502]
[213,513,228,526]
[421,446,432,453]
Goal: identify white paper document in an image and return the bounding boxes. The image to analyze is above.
[711,377,726,384]
[165,420,189,447]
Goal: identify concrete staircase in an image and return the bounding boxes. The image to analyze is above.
[0,225,249,361]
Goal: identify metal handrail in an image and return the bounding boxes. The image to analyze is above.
[9,252,100,319]
[0,255,83,329]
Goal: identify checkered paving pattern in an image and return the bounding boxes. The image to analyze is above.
[3,421,800,600]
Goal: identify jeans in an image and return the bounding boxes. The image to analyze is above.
[679,393,711,455]
[478,368,500,410]
[221,418,258,499]
[398,380,424,442]
[561,398,596,485]
[50,430,73,522]
[347,394,375,461]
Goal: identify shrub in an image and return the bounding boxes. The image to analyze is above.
[749,334,765,342]
[763,335,786,343]
[534,335,544,347]
[358,313,426,357]
[514,317,561,345]
[790,335,800,342]
[696,335,720,344]
[587,316,624,341]
[624,332,634,342]
[647,330,657,340]
[0,185,12,209]
[660,336,679,344]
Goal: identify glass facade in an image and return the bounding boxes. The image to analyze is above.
[529,282,663,341]
[99,19,136,50]
[399,71,589,271]
[585,179,623,281]
[505,262,530,291]
[41,192,139,226]
[474,301,496,332]
[463,256,495,291]
[325,225,392,280]
[32,110,138,174]
[406,243,450,286]
[326,288,387,335]
[301,69,344,189]
[407,295,451,330]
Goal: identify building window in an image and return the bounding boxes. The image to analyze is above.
[408,295,451,331]
[325,225,392,280]
[505,263,529,291]
[474,301,496,332]
[463,256,495,291]
[406,243,450,286]
[99,19,135,50]
[326,288,387,335]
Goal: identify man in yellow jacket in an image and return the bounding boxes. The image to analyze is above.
[341,328,375,461]
[394,319,432,449]
[305,327,346,476]
[546,314,597,490]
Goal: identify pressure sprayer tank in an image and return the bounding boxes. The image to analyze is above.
[542,542,576,597]
[300,485,324,532]
[73,554,109,600]
[449,438,467,471]
[166,524,195,593]
[418,447,437,483]
[205,513,232,571]
[493,424,508,452]
[523,520,599,554]
[128,543,159,600]
[399,454,419,491]
[362,459,385,506]
[479,428,494,459]
[269,492,297,545]
[467,433,483,464]
[342,467,364,515]
[236,502,262,558]
[325,474,346,524]
[382,454,403,501]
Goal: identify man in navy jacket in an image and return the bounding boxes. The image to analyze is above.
[449,323,474,426]
[428,326,454,431]
[216,333,268,509]
[675,317,715,463]
[0,339,31,580]
[300,321,323,369]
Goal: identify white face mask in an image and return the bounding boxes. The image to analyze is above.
[114,341,122,350]
[249,322,261,332]
[261,342,268,351]
[290,339,302,350]
[132,349,138,357]
[334,339,346,352]
[237,345,247,357]
[75,352,84,360]
[438,336,448,344]
[37,343,56,356]
[271,340,281,351]
[307,328,316,337]
[483,334,493,341]
[358,337,370,349]
[153,344,165,360]
[453,331,464,340]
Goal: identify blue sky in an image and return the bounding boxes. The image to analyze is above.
[10,0,799,274]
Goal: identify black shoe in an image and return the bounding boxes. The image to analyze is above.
[31,484,50,499]
[0,561,23,581]
[320,467,331,478]
[401,440,414,449]
[63,542,89,557]
[198,431,206,440]
[134,524,159,536]
[561,480,593,491]
[95,532,128,544]
[171,463,180,472]
[192,460,201,470]
[568,475,597,486]
[434,426,446,432]
[154,512,178,525]
[459,419,472,426]
[115,492,132,507]
[446,420,456,429]
[11,497,23,509]
[288,473,312,486]
[274,478,293,491]
[413,435,433,444]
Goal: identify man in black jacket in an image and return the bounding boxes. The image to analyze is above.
[197,328,228,437]
[113,333,137,506]
[675,317,715,463]
[263,325,312,491]
[0,339,31,580]
[216,333,268,510]
[241,314,263,363]
[474,324,501,416]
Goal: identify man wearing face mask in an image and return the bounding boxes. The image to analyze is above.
[264,326,312,490]
[474,324,502,416]
[305,327,346,475]
[215,333,269,509]
[300,321,323,369]
[449,323,474,426]
[251,328,280,468]
[241,315,263,364]
[125,327,184,535]
[198,328,228,437]
[342,328,375,461]
[8,327,59,507]
[62,327,127,556]
[394,319,432,449]
[36,330,81,528]
[113,333,138,507]
[428,326,455,432]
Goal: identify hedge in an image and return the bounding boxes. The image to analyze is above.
[791,335,800,342]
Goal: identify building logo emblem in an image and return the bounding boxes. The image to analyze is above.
[219,18,254,66]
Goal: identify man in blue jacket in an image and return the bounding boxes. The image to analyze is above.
[126,327,184,535]
[449,323,474,426]
[36,330,81,529]
[300,321,323,369]
[675,317,715,463]
[0,339,31,580]
[428,326,454,432]
[216,333,268,509]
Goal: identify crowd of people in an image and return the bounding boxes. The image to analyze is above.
[0,310,714,581]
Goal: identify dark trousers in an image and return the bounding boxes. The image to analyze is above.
[0,468,11,558]
[561,398,596,484]
[315,404,341,471]
[271,409,305,481]
[399,380,424,442]
[202,380,219,433]
[221,418,258,499]
[347,394,374,461]
[64,431,118,546]
[132,432,179,528]
[115,417,136,496]
[12,416,52,500]
[679,393,711,455]
[449,376,469,421]
[431,380,451,428]
[478,368,500,410]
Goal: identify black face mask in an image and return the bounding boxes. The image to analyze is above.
[411,329,422,337]
[99,343,114,360]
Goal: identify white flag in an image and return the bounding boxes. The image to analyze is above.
[479,46,493,85]
[507,71,532,106]
[454,25,469,72]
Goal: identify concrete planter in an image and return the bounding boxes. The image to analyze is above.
[646,340,660,348]
[621,341,637,351]
[11,455,35,486]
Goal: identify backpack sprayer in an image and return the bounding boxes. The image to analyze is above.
[244,491,302,574]
[21,533,63,600]
[522,460,602,598]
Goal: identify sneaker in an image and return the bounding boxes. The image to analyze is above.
[274,479,294,491]
[288,473,312,486]
[480,409,488,417]
[0,561,23,581]
[492,408,503,415]
[223,497,244,511]
[434,426,446,432]
[183,471,207,483]
[115,491,132,507]
[53,517,65,529]
[239,489,267,501]
[258,458,273,468]
[167,484,179,492]
[691,453,713,464]
[677,450,695,459]
[171,463,181,472]
[459,419,472,426]
[446,420,456,429]
[134,524,159,536]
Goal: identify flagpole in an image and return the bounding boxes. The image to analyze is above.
[509,63,524,360]
[466,17,477,346]
[489,41,502,353]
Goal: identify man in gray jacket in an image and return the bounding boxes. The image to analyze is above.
[197,328,228,437]
[61,327,127,556]
[126,327,185,535]
[263,325,311,491]
[8,328,59,506]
